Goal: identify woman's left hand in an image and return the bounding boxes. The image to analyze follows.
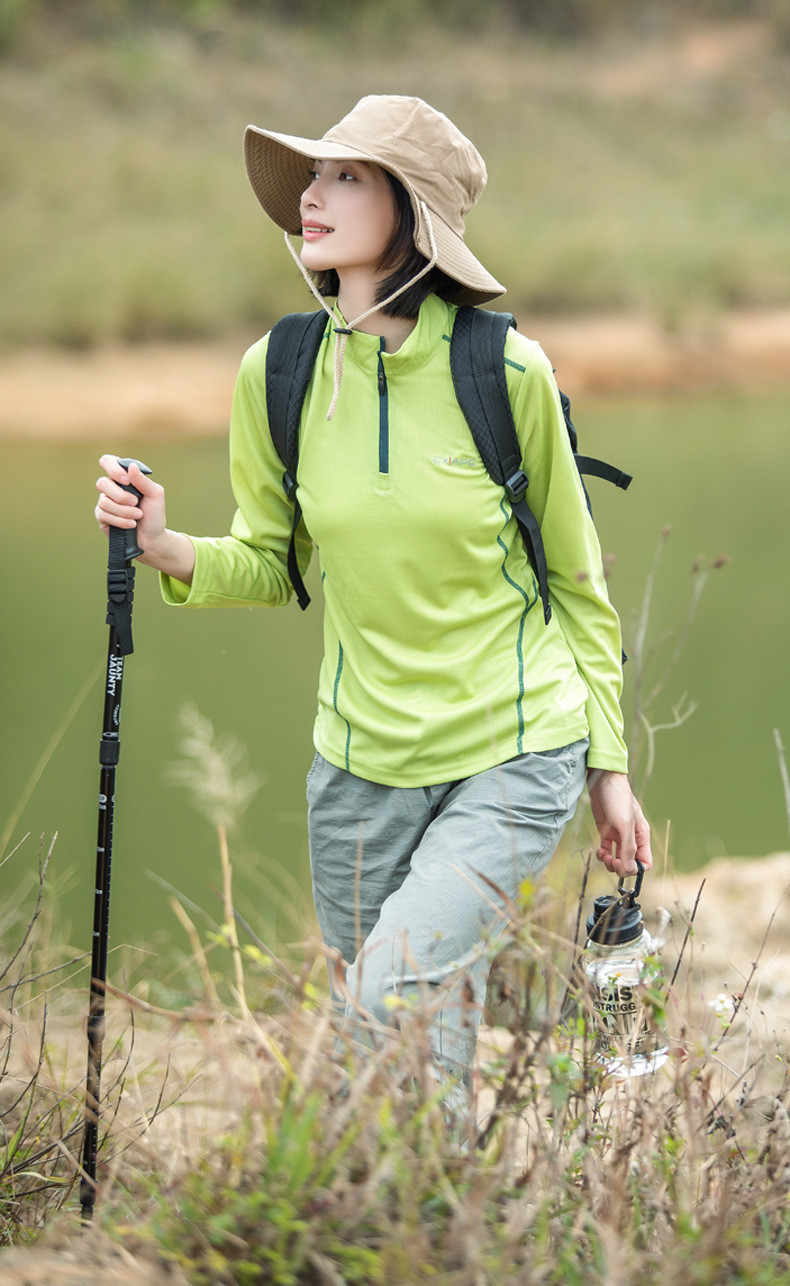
[586,770,652,877]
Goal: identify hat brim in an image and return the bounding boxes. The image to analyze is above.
[244,124,505,306]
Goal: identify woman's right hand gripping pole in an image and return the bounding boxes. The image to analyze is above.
[94,455,196,587]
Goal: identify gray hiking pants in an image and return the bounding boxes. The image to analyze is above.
[306,739,588,1097]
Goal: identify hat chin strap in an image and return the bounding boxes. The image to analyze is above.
[283,201,439,421]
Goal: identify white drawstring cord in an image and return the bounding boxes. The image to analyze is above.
[283,200,439,421]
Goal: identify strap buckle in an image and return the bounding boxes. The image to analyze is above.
[282,470,297,501]
[107,566,133,603]
[505,469,528,502]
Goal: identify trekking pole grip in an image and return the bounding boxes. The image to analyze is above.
[116,458,152,561]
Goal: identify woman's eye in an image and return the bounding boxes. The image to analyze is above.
[339,170,357,182]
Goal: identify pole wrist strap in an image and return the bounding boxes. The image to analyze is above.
[105,526,136,656]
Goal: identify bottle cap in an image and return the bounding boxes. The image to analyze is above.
[586,892,644,944]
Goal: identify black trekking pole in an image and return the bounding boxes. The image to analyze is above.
[80,458,151,1222]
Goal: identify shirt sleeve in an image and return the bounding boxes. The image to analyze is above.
[160,335,313,609]
[506,335,629,772]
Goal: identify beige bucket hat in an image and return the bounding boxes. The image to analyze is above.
[244,94,505,306]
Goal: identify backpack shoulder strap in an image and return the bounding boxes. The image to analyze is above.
[266,310,328,483]
[449,305,518,486]
[265,309,328,610]
[450,305,552,624]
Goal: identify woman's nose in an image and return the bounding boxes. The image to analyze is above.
[301,176,322,208]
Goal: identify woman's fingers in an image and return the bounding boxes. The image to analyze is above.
[94,454,167,552]
[95,475,142,529]
[587,769,653,879]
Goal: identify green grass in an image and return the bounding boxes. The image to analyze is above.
[1,5,788,350]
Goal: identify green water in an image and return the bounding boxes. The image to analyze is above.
[2,388,789,952]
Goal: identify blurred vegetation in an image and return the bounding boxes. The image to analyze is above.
[0,0,788,348]
[4,0,790,44]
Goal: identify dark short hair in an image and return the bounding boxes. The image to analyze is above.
[310,170,463,319]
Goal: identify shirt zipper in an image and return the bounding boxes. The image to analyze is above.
[377,341,390,490]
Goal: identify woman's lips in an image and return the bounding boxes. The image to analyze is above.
[302,224,333,241]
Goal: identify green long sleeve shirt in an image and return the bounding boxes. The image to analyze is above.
[162,293,628,784]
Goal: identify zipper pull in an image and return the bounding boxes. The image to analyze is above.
[378,361,386,396]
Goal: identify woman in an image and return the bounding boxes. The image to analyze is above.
[95,95,652,1106]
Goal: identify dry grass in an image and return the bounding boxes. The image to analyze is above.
[2,834,790,1285]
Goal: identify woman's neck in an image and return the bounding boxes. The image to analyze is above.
[337,275,418,353]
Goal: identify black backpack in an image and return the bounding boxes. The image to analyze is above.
[264,305,632,622]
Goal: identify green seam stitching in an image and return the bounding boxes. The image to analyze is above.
[333,642,352,771]
[497,499,538,754]
[442,330,524,373]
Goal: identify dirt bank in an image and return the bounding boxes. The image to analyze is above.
[1,308,788,441]
[639,850,790,1034]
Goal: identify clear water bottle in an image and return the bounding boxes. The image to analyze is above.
[582,863,669,1078]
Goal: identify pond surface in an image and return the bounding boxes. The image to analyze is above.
[2,387,788,954]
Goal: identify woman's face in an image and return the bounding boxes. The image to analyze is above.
[299,159,398,281]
